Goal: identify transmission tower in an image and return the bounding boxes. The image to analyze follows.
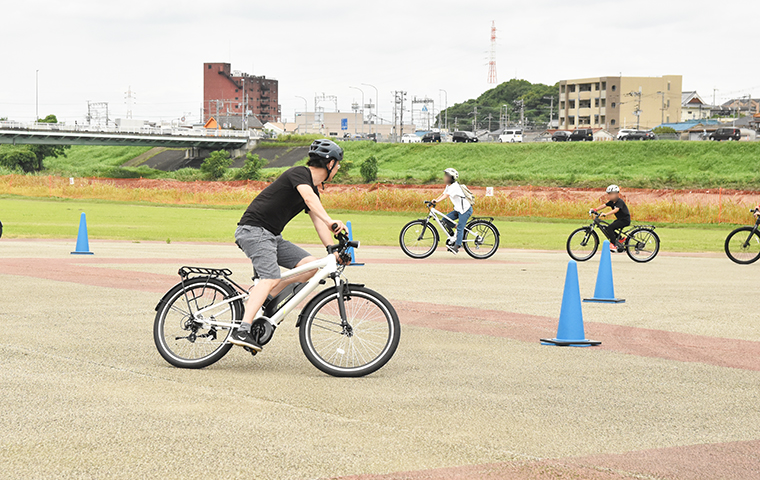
[314,93,338,125]
[487,21,497,84]
[86,101,109,126]
[124,86,136,119]
[411,96,435,130]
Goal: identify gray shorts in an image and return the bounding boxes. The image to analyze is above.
[235,225,312,280]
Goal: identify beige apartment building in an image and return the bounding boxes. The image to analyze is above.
[558,75,682,133]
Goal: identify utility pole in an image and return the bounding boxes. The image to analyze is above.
[472,105,477,132]
[393,91,406,142]
[487,113,492,132]
[543,96,554,128]
[439,89,448,131]
[399,91,406,138]
[349,86,365,136]
[713,88,718,108]
[361,83,378,134]
[627,87,643,130]
[295,96,308,133]
[656,91,665,125]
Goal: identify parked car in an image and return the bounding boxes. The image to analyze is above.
[498,129,523,143]
[616,129,637,140]
[422,132,441,143]
[401,133,421,143]
[551,131,571,142]
[708,128,741,141]
[452,131,478,143]
[568,129,594,142]
[622,130,656,141]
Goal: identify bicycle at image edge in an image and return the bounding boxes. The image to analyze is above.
[399,201,500,259]
[566,210,660,263]
[153,229,401,377]
[724,207,760,264]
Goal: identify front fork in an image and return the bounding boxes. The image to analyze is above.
[332,275,353,337]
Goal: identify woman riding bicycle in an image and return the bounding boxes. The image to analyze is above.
[592,184,631,253]
[431,168,472,255]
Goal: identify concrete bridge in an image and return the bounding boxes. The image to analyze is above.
[0,122,250,151]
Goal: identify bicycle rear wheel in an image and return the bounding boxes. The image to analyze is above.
[299,285,400,377]
[724,227,760,264]
[153,277,242,369]
[625,228,660,263]
[462,220,500,259]
[566,227,599,261]
[399,220,439,259]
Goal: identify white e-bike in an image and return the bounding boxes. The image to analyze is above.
[153,230,400,377]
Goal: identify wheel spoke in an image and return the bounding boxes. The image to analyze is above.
[305,291,393,372]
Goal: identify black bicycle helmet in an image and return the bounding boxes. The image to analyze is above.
[308,139,343,165]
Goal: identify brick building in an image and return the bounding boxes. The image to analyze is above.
[203,63,280,125]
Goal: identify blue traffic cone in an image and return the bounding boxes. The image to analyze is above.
[583,240,624,303]
[541,260,600,347]
[346,221,364,266]
[71,212,94,255]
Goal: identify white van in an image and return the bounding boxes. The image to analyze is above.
[499,129,523,143]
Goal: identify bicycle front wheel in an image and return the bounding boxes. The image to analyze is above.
[299,285,400,377]
[399,220,439,259]
[153,277,242,369]
[463,220,500,259]
[625,228,660,263]
[567,227,599,261]
[725,227,760,264]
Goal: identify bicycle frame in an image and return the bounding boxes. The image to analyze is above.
[188,253,342,331]
[424,206,481,243]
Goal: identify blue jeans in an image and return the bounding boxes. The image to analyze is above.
[444,207,473,246]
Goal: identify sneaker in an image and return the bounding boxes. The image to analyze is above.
[229,328,263,352]
[447,244,460,254]
[609,243,617,253]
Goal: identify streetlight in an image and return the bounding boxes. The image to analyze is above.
[439,89,448,132]
[35,69,39,122]
[361,83,378,135]
[349,86,365,136]
[295,95,308,133]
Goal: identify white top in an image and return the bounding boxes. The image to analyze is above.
[444,182,471,214]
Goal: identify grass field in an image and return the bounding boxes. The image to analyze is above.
[341,141,760,189]
[0,196,736,252]
[15,140,760,189]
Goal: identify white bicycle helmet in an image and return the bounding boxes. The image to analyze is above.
[606,184,620,193]
[444,168,459,180]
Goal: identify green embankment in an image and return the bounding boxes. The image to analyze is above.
[0,196,736,252]
[24,141,760,189]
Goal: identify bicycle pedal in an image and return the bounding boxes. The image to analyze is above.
[243,346,258,357]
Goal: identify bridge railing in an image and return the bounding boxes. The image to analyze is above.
[0,121,249,139]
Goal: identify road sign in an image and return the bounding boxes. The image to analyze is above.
[421,106,428,112]
[341,118,348,130]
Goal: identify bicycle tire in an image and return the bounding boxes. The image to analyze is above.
[153,277,243,369]
[462,220,500,259]
[566,227,599,261]
[625,228,660,263]
[399,220,439,259]
[299,285,400,377]
[724,227,760,265]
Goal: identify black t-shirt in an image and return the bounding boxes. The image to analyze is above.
[606,198,630,222]
[238,166,318,235]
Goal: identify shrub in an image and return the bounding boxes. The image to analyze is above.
[334,158,353,182]
[653,126,677,134]
[0,146,37,172]
[360,156,378,183]
[200,150,232,180]
[234,153,267,180]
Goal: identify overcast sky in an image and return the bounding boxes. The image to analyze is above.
[2,0,758,125]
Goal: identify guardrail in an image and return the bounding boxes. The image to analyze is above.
[0,121,250,139]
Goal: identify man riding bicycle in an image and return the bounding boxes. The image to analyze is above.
[431,168,472,255]
[592,184,630,252]
[230,139,347,352]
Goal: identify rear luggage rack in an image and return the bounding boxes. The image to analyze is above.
[178,266,233,279]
